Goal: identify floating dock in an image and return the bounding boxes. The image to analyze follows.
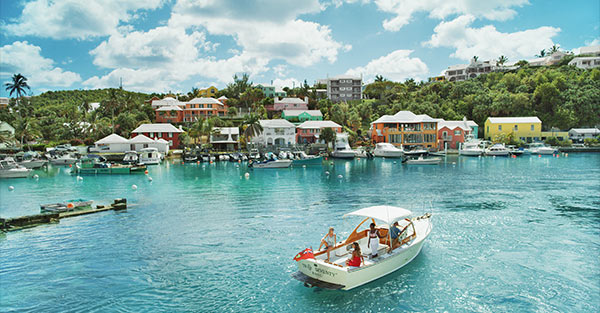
[0,198,128,232]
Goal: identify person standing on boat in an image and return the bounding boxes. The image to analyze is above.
[389,221,401,252]
[319,227,337,262]
[367,223,383,258]
[346,242,364,267]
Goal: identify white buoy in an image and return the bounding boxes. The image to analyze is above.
[338,174,343,179]
[325,171,330,175]
[244,172,250,179]
[132,184,138,190]
[77,176,83,181]
[147,176,153,182]
[302,165,306,168]
[8,185,14,191]
[33,174,39,179]
[393,161,397,164]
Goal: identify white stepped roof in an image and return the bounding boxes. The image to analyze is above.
[569,128,600,134]
[259,119,296,128]
[132,123,182,133]
[129,134,155,143]
[213,127,239,135]
[297,120,342,129]
[344,206,413,225]
[95,133,128,144]
[283,110,322,117]
[371,111,436,124]
[187,97,223,105]
[156,105,183,111]
[487,117,541,124]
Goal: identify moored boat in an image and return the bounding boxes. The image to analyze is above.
[331,133,356,159]
[72,158,146,175]
[49,153,77,165]
[292,205,432,290]
[139,147,162,165]
[41,199,93,213]
[485,144,510,156]
[123,151,139,164]
[248,159,292,168]
[459,141,484,156]
[526,143,557,155]
[404,156,441,165]
[0,158,32,178]
[373,143,404,158]
[291,151,323,166]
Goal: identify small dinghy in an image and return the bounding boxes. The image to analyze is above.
[404,156,441,165]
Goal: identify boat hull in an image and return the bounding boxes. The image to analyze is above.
[50,158,77,165]
[331,151,355,159]
[459,150,483,156]
[73,166,146,175]
[405,158,441,165]
[249,160,292,168]
[373,150,404,158]
[292,156,323,166]
[19,160,48,169]
[485,151,509,156]
[0,169,31,178]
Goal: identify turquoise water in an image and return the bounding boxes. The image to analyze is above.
[1,154,599,312]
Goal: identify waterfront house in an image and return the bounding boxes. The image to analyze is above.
[0,97,8,109]
[94,133,130,152]
[370,111,438,149]
[210,127,240,151]
[317,75,362,102]
[0,120,16,148]
[128,134,156,151]
[282,110,323,123]
[296,120,342,144]
[437,119,477,149]
[256,84,287,98]
[132,123,183,149]
[217,96,228,105]
[183,97,228,121]
[197,86,218,98]
[251,119,296,147]
[266,97,309,112]
[155,106,184,124]
[568,128,600,142]
[568,57,600,69]
[484,117,542,142]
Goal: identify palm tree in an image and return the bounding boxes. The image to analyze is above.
[548,44,559,54]
[536,49,546,58]
[497,55,508,67]
[242,113,263,144]
[4,73,31,117]
[472,56,479,62]
[374,75,385,82]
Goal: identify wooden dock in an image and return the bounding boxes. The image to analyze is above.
[0,198,128,232]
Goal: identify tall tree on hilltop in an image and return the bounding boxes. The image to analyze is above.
[548,44,560,54]
[4,73,31,117]
[497,55,508,67]
[374,75,385,82]
[536,49,546,58]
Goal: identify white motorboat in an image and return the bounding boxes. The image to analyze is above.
[0,158,32,178]
[122,151,139,164]
[19,158,48,169]
[485,144,510,156]
[292,205,432,290]
[373,143,404,158]
[459,141,484,156]
[49,154,77,165]
[404,148,428,157]
[331,133,356,159]
[405,156,441,165]
[527,143,557,155]
[139,147,162,165]
[248,159,292,168]
[249,149,261,160]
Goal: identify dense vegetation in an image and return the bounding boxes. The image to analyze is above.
[1,63,599,148]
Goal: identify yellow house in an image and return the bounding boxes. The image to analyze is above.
[198,86,218,98]
[484,117,542,143]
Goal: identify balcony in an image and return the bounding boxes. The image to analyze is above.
[442,135,453,141]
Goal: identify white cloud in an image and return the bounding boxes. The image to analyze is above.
[0,41,81,88]
[3,0,164,39]
[83,68,172,93]
[272,78,301,89]
[169,0,348,67]
[424,15,560,61]
[346,49,428,81]
[374,0,529,31]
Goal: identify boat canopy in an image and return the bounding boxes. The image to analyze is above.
[344,206,412,225]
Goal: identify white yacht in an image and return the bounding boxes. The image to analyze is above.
[527,143,557,155]
[373,143,404,158]
[139,147,162,165]
[122,151,139,164]
[459,141,484,156]
[18,152,48,169]
[331,133,356,159]
[0,158,32,178]
[49,153,77,165]
[485,144,510,156]
[293,205,432,290]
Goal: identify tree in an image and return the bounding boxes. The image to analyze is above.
[497,55,508,67]
[472,56,479,62]
[227,106,238,117]
[548,44,560,54]
[515,60,529,67]
[536,49,546,58]
[320,127,336,147]
[374,75,385,82]
[242,113,263,143]
[4,73,31,117]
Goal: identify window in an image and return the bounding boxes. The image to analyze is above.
[442,131,447,137]
[388,134,402,143]
[158,132,162,137]
[149,132,154,137]
[169,140,173,146]
[498,125,502,131]
[405,134,423,143]
[168,132,173,138]
[424,134,436,142]
[454,130,461,136]
[487,126,489,133]
[531,125,534,131]
[514,125,518,131]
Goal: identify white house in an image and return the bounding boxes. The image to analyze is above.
[151,96,182,109]
[94,134,130,152]
[0,120,16,148]
[210,127,239,151]
[568,128,600,142]
[568,57,600,69]
[128,134,156,151]
[251,119,296,147]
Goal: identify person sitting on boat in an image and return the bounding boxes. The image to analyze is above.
[389,221,402,251]
[367,223,383,258]
[345,242,364,268]
[318,227,337,262]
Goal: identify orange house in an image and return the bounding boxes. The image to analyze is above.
[370,111,438,149]
[183,97,228,122]
[155,106,184,123]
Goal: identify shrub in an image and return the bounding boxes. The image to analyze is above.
[83,138,95,146]
[70,138,84,146]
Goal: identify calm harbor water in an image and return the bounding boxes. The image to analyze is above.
[1,154,599,312]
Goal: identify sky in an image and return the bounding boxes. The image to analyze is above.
[0,0,598,97]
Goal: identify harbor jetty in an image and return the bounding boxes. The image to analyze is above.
[0,198,128,232]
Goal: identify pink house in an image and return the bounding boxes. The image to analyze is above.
[437,120,474,149]
[267,96,309,112]
[296,120,343,144]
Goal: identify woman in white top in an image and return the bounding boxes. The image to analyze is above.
[367,223,383,258]
[319,227,337,262]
